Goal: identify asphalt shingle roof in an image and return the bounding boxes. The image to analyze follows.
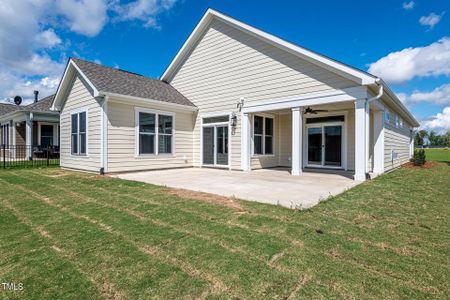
[0,94,55,117]
[71,58,195,107]
[25,95,55,113]
[0,103,18,116]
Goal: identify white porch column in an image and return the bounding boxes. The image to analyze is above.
[25,113,32,160]
[291,107,303,176]
[354,99,367,181]
[241,112,251,171]
[373,110,384,174]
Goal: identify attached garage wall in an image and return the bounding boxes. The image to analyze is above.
[106,100,194,173]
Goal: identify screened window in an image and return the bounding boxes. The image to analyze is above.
[253,115,273,155]
[71,111,87,155]
[137,109,173,155]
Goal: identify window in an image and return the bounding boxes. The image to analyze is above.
[71,111,87,155]
[399,119,404,128]
[384,110,391,124]
[1,123,9,146]
[253,115,273,155]
[136,108,174,155]
[394,115,400,128]
[40,124,54,147]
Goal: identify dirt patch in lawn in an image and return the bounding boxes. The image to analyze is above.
[402,162,436,169]
[163,187,244,211]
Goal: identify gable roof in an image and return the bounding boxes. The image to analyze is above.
[161,8,419,127]
[52,58,195,111]
[161,9,378,85]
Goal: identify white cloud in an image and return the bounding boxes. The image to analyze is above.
[36,28,62,48]
[421,107,450,133]
[113,0,179,28]
[0,0,179,102]
[408,84,450,105]
[57,0,108,37]
[419,12,444,29]
[368,37,450,84]
[0,71,60,103]
[403,1,415,10]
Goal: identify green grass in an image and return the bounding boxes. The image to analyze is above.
[0,163,449,299]
[424,148,450,163]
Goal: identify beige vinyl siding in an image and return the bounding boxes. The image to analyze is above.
[384,123,411,171]
[278,113,292,167]
[106,101,194,173]
[170,18,358,169]
[60,76,101,172]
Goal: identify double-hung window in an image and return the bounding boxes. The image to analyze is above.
[71,111,87,155]
[137,109,174,155]
[253,115,273,155]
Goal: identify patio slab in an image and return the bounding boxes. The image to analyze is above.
[113,168,360,209]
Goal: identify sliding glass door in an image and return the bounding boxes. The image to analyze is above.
[307,124,343,168]
[202,123,229,166]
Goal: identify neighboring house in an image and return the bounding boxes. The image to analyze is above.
[0,94,59,159]
[52,9,419,180]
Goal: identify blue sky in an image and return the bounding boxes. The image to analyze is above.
[1,0,449,132]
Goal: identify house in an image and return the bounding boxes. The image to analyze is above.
[1,94,59,159]
[51,9,419,181]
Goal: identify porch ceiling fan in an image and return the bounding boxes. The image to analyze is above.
[304,106,328,114]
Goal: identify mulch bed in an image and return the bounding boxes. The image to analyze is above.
[402,162,436,169]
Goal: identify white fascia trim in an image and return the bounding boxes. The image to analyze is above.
[242,86,368,113]
[51,59,99,111]
[161,9,377,85]
[103,92,198,112]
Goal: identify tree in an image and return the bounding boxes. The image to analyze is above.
[415,130,429,146]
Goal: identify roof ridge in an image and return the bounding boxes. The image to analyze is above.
[71,57,155,80]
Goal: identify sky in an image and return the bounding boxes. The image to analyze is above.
[0,0,449,133]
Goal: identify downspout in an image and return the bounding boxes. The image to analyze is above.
[368,78,384,103]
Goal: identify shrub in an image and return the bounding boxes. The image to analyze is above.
[413,149,426,166]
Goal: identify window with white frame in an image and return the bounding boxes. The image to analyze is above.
[136,108,174,155]
[253,115,273,155]
[71,111,87,155]
[399,118,404,128]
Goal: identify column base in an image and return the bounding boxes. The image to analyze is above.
[353,173,367,181]
[291,169,303,176]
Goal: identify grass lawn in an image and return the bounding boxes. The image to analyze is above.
[0,159,449,298]
[424,148,450,163]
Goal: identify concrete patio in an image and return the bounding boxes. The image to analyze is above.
[114,168,359,209]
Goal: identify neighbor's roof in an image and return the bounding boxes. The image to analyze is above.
[53,58,195,110]
[24,95,55,113]
[0,103,18,116]
[0,94,56,118]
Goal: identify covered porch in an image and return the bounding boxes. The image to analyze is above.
[240,87,385,181]
[7,112,59,160]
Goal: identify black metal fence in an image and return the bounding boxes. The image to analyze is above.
[1,145,60,169]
